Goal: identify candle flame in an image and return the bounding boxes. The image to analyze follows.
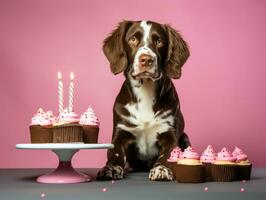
[70,72,74,80]
[58,72,62,79]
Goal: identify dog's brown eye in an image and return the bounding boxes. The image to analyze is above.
[128,36,138,46]
[130,36,136,41]
[155,39,163,47]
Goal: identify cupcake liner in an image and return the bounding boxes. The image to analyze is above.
[53,124,83,143]
[165,161,178,180]
[165,161,177,170]
[236,164,252,181]
[211,164,237,182]
[175,164,205,183]
[82,125,99,143]
[202,162,212,181]
[30,125,53,143]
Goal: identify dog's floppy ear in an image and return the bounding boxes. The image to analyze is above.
[103,21,132,75]
[164,25,190,79]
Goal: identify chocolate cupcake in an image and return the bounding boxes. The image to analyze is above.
[166,146,182,178]
[211,148,237,182]
[200,145,216,181]
[52,124,83,143]
[79,106,99,143]
[30,108,55,143]
[233,147,252,181]
[52,108,83,143]
[175,147,205,183]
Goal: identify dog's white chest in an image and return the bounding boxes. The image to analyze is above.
[117,80,174,160]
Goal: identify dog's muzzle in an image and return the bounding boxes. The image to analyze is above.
[132,47,161,81]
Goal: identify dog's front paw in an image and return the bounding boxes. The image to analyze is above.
[149,165,174,181]
[96,164,124,180]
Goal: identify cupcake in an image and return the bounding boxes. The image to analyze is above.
[52,108,83,143]
[200,145,216,180]
[79,106,99,143]
[211,147,237,182]
[30,108,55,143]
[175,146,205,183]
[166,146,182,176]
[233,147,252,180]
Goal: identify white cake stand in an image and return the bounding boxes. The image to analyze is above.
[16,143,114,184]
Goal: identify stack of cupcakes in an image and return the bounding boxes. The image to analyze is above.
[29,106,100,143]
[167,145,252,183]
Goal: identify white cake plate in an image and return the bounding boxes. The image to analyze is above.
[16,143,114,184]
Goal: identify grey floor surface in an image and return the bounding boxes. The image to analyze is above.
[0,168,265,200]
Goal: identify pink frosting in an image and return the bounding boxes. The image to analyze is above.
[31,108,55,126]
[167,147,182,162]
[216,147,236,162]
[232,147,248,162]
[180,146,200,160]
[57,107,79,123]
[79,106,99,126]
[200,145,216,163]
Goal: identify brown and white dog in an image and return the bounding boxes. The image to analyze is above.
[97,20,191,181]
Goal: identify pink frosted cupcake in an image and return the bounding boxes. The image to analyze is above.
[166,146,182,176]
[56,107,80,125]
[200,145,216,179]
[176,147,205,183]
[52,108,83,143]
[30,108,55,143]
[79,106,99,143]
[233,147,252,180]
[211,147,237,182]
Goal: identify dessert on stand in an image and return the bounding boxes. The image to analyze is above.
[17,72,112,184]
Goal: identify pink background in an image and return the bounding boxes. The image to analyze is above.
[0,0,266,168]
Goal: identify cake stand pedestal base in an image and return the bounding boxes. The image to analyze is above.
[37,149,91,184]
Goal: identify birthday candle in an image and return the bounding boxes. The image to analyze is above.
[57,72,64,114]
[68,72,74,111]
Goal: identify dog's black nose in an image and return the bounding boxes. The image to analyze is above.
[139,54,154,68]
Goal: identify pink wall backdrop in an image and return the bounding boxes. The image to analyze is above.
[0,0,266,168]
